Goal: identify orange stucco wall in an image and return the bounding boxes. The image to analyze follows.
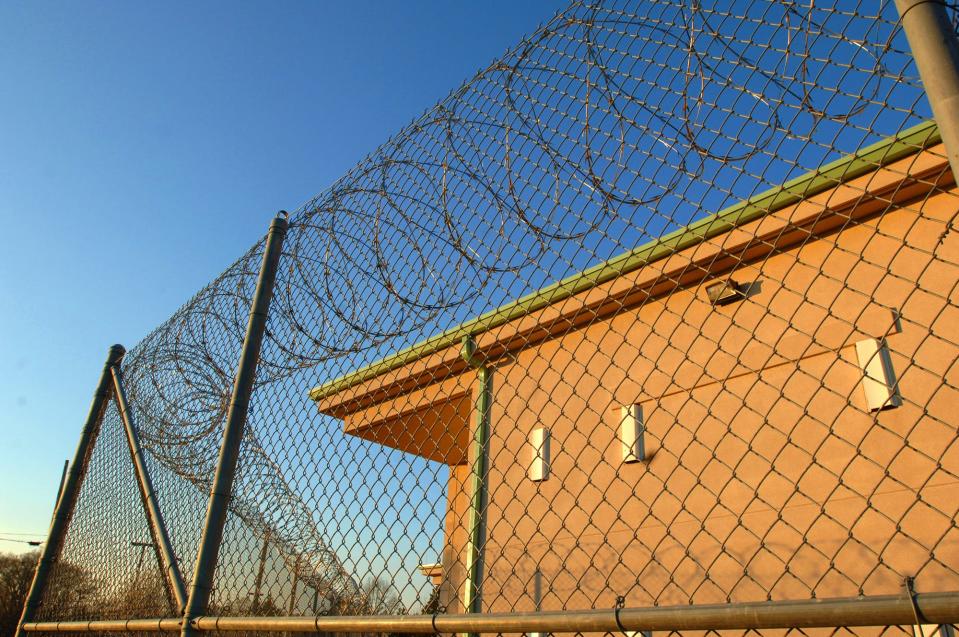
[317,146,959,618]
[439,166,959,614]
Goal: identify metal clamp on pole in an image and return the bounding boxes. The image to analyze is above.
[14,344,126,637]
[180,211,289,637]
[896,0,959,178]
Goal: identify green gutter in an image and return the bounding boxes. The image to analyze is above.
[310,119,941,403]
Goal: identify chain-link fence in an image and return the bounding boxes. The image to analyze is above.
[16,1,959,636]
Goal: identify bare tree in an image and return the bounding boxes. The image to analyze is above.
[0,551,38,636]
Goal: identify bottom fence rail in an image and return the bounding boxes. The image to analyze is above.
[20,591,959,634]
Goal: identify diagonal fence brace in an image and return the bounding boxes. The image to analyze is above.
[112,362,188,613]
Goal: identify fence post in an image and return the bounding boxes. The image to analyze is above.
[896,0,959,178]
[14,344,126,637]
[180,211,289,637]
[252,529,272,611]
[53,460,68,512]
[461,336,492,622]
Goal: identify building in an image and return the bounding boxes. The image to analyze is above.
[310,121,958,617]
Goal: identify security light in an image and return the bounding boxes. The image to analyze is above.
[529,427,550,481]
[855,338,901,411]
[705,279,747,306]
[620,404,646,463]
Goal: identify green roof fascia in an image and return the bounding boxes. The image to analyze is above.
[310,119,941,403]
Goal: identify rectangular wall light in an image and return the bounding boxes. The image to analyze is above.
[620,404,645,463]
[529,427,550,481]
[855,338,902,411]
[705,278,747,306]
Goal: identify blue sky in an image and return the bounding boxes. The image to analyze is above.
[0,0,567,552]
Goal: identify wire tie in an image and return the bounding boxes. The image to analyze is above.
[614,595,629,637]
[904,576,928,632]
[432,605,447,635]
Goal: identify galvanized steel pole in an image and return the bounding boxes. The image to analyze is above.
[251,529,272,611]
[15,344,126,637]
[180,212,289,637]
[460,336,491,618]
[462,365,491,617]
[53,460,68,510]
[112,363,188,612]
[896,0,959,178]
[288,555,300,615]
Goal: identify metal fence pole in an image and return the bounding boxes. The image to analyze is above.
[462,350,491,618]
[111,362,188,613]
[896,0,959,177]
[53,460,68,510]
[288,555,301,615]
[14,344,126,637]
[180,211,289,637]
[252,529,272,611]
[22,591,959,634]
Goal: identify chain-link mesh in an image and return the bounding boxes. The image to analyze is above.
[36,400,175,622]
[24,0,959,635]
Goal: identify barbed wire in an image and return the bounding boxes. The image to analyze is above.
[27,0,959,631]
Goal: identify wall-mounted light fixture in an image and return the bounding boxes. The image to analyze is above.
[619,404,645,463]
[705,279,747,306]
[855,338,901,411]
[529,427,550,481]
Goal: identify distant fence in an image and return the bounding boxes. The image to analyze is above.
[16,1,959,636]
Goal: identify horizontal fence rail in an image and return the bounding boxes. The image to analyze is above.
[21,592,959,633]
[15,1,959,636]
